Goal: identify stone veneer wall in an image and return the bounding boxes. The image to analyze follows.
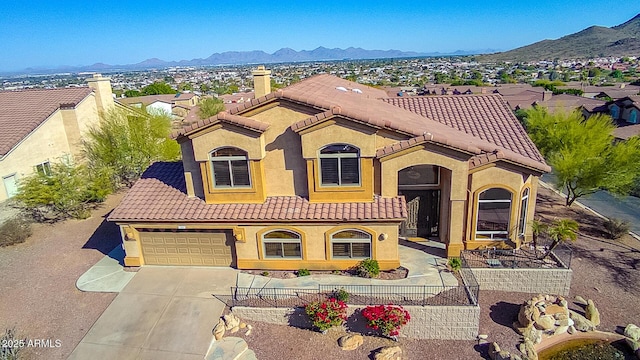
[470,268,572,295]
[232,305,480,340]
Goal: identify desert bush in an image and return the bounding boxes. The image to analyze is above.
[355,258,380,278]
[603,218,630,239]
[296,268,310,277]
[448,257,462,272]
[332,288,350,302]
[1,328,23,360]
[304,298,348,332]
[361,304,411,337]
[0,218,32,247]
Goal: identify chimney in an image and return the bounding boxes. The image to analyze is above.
[542,90,552,101]
[252,66,271,98]
[87,74,115,112]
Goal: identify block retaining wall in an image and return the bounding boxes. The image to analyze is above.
[470,268,572,295]
[232,305,480,340]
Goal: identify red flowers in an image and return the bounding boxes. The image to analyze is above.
[361,304,411,337]
[304,298,348,332]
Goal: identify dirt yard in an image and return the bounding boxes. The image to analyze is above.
[0,193,124,360]
[240,186,640,359]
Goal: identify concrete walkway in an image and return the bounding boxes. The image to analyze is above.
[69,267,238,360]
[76,246,136,292]
[236,241,457,289]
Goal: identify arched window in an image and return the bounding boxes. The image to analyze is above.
[262,230,302,259]
[210,147,250,188]
[518,188,530,236]
[610,105,619,120]
[319,144,360,186]
[331,230,371,259]
[476,188,512,240]
[630,109,638,124]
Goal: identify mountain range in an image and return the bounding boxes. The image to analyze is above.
[15,47,492,75]
[479,14,640,62]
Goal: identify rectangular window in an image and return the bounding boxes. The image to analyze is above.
[212,161,232,187]
[230,160,250,186]
[264,241,301,258]
[35,161,51,176]
[332,242,371,259]
[340,157,360,185]
[320,158,339,185]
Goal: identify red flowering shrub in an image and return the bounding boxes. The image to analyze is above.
[304,298,348,331]
[361,304,411,337]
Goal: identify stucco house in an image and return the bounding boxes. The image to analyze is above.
[109,68,550,269]
[0,74,114,202]
[119,93,200,118]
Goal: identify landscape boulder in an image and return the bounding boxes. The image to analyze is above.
[374,346,402,360]
[213,319,226,340]
[223,314,241,330]
[569,311,595,332]
[585,299,600,327]
[338,334,364,351]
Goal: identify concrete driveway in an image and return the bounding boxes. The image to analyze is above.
[69,267,237,360]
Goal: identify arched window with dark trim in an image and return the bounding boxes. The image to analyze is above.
[331,229,371,259]
[209,147,250,188]
[262,230,302,259]
[319,144,360,186]
[476,188,512,240]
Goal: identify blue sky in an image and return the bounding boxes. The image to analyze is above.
[0,0,638,71]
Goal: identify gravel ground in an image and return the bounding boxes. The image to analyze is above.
[240,187,640,359]
[0,193,124,360]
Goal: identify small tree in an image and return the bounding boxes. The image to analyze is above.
[15,162,112,221]
[529,219,548,253]
[524,107,640,206]
[83,108,180,187]
[141,81,175,95]
[541,218,578,259]
[198,97,225,119]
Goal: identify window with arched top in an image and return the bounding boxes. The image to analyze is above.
[209,147,251,188]
[518,188,530,236]
[610,105,620,120]
[331,229,371,259]
[319,144,360,186]
[262,230,302,259]
[475,188,512,240]
[630,109,638,124]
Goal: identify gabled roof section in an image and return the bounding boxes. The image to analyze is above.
[175,111,269,139]
[381,95,546,165]
[109,162,407,222]
[0,87,93,157]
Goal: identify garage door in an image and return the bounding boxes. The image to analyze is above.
[139,230,234,266]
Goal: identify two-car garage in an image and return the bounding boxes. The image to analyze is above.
[138,229,235,266]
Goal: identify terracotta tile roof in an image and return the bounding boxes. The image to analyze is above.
[468,150,505,170]
[535,94,607,113]
[109,162,407,222]
[614,124,640,140]
[0,87,93,156]
[381,95,546,166]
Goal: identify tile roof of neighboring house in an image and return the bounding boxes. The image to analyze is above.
[108,162,407,222]
[0,87,93,157]
[535,94,607,113]
[613,124,640,140]
[118,93,195,106]
[595,89,640,100]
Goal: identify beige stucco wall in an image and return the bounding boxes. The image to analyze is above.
[299,118,378,159]
[190,125,265,162]
[248,106,312,196]
[0,111,72,201]
[235,222,400,270]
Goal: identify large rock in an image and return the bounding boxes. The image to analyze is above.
[544,304,566,317]
[213,319,226,340]
[522,339,538,360]
[535,315,556,331]
[626,338,640,352]
[522,326,542,345]
[374,346,402,360]
[585,300,600,327]
[223,314,241,330]
[625,324,640,341]
[338,334,364,351]
[574,295,588,306]
[569,311,595,332]
[518,303,540,328]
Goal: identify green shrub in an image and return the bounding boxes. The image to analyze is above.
[603,218,630,239]
[304,298,348,332]
[448,257,462,272]
[1,328,23,360]
[332,288,350,302]
[0,218,32,247]
[296,268,310,277]
[355,258,380,278]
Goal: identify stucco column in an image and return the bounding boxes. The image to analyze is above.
[447,166,468,257]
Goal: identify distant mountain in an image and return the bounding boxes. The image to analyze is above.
[479,14,640,62]
[2,47,495,75]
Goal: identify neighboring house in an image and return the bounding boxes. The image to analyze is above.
[0,74,114,202]
[610,96,640,140]
[119,93,200,119]
[533,94,608,116]
[109,69,549,269]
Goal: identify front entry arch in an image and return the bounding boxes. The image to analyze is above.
[398,165,442,239]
